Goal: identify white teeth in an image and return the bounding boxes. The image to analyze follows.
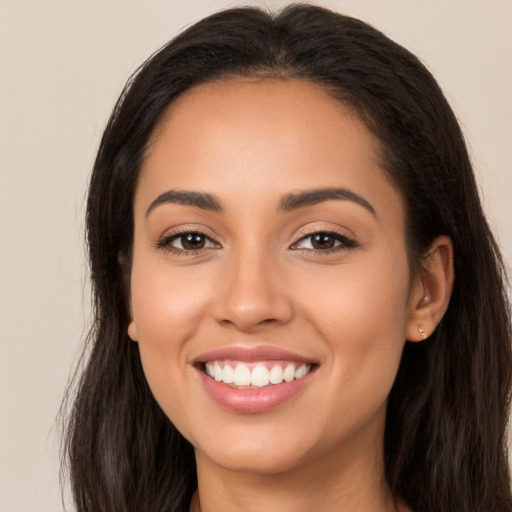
[214,362,223,382]
[233,364,251,386]
[269,365,284,384]
[204,361,313,386]
[295,364,309,379]
[251,366,270,387]
[222,364,234,384]
[283,364,295,382]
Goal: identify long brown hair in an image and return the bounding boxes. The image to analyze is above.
[63,4,512,511]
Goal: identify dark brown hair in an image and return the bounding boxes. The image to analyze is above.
[63,4,512,511]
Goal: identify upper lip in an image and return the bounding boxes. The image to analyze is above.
[193,345,318,365]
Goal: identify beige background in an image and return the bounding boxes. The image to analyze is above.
[0,1,510,510]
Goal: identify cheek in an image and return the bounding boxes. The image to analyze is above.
[295,253,411,392]
[131,257,213,343]
[291,261,410,448]
[129,255,216,408]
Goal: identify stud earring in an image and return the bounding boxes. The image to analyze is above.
[418,325,427,340]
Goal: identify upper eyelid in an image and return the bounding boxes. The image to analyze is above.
[159,226,220,243]
[169,229,216,240]
[293,227,354,242]
[296,231,346,242]
[289,228,358,252]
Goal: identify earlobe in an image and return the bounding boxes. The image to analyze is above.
[118,251,137,342]
[128,321,139,342]
[406,235,454,342]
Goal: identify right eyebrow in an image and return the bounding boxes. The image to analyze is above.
[145,190,223,217]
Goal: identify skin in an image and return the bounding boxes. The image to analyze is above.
[127,79,453,512]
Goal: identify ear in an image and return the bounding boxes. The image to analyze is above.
[406,235,454,342]
[118,251,138,342]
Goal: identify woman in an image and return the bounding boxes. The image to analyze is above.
[64,4,512,511]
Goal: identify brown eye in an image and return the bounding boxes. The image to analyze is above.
[158,231,219,252]
[291,231,356,252]
[310,233,337,250]
[180,233,206,250]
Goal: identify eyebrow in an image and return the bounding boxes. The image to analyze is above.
[145,186,376,218]
[278,187,377,217]
[145,190,223,217]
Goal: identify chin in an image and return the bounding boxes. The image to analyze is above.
[205,447,306,475]
[194,429,316,475]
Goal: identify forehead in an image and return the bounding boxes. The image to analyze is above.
[137,78,403,222]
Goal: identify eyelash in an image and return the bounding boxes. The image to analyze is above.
[155,229,219,256]
[290,229,357,254]
[155,229,357,256]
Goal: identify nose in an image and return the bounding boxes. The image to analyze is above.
[211,248,294,332]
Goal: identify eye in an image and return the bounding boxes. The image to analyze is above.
[291,231,356,252]
[157,231,219,253]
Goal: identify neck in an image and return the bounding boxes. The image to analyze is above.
[190,416,406,512]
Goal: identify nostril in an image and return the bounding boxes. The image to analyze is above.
[218,316,279,331]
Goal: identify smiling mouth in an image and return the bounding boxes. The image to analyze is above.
[194,348,318,412]
[201,360,315,388]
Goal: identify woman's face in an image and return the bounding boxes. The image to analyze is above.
[129,79,420,474]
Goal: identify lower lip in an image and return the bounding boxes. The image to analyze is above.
[196,366,315,413]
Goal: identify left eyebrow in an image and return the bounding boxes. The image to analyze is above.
[277,187,377,217]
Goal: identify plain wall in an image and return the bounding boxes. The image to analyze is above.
[1,1,510,510]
